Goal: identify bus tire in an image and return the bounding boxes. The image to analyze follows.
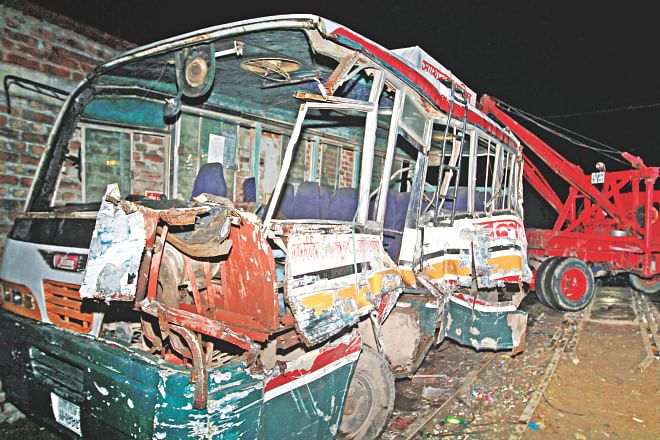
[337,345,395,440]
[535,257,561,309]
[628,273,660,294]
[548,258,595,311]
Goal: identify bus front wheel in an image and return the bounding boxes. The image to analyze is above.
[337,345,395,440]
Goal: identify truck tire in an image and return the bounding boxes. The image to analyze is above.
[535,257,561,309]
[337,345,395,440]
[628,273,660,294]
[548,257,595,311]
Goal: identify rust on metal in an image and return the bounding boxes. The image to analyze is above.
[170,324,209,410]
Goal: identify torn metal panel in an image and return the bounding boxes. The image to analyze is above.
[284,228,403,345]
[472,215,532,289]
[80,184,146,301]
[154,361,265,440]
[443,293,528,353]
[416,218,474,291]
[379,295,439,376]
[261,331,361,439]
[217,212,279,332]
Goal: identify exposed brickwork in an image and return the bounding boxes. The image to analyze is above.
[0,3,135,255]
[320,144,339,189]
[131,132,168,196]
[339,148,355,188]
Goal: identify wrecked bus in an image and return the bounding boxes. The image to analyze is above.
[0,15,530,439]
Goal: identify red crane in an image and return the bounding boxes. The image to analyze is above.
[480,95,659,310]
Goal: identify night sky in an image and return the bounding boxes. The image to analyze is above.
[27,0,660,170]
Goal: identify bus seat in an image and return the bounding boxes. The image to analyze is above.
[273,183,295,219]
[386,191,410,260]
[292,181,326,219]
[327,188,358,221]
[320,185,332,219]
[191,162,227,199]
[242,177,256,202]
[444,186,469,212]
[474,188,492,211]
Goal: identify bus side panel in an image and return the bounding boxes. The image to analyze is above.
[154,363,264,440]
[261,331,361,440]
[261,363,355,439]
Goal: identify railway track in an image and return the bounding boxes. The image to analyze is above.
[385,286,659,440]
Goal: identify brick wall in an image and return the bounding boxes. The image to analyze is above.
[0,2,134,254]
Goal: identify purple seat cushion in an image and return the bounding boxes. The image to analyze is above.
[191,162,227,199]
[275,183,295,219]
[327,188,359,221]
[292,181,322,219]
[242,177,256,202]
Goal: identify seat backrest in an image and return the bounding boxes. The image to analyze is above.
[327,187,359,221]
[191,162,227,199]
[444,186,469,212]
[291,181,323,219]
[242,177,256,202]
[272,183,295,219]
[385,191,410,260]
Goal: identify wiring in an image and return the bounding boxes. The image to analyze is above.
[543,102,660,119]
[491,98,628,165]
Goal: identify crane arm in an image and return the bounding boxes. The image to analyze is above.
[480,95,627,224]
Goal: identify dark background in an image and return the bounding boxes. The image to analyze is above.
[25,0,660,225]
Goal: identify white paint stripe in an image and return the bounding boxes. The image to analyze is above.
[449,295,517,313]
[262,350,360,402]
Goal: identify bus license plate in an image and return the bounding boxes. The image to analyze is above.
[50,392,81,436]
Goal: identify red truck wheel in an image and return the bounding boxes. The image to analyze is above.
[628,273,660,294]
[338,345,395,440]
[535,257,561,309]
[548,258,595,311]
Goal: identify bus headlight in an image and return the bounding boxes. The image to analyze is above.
[12,289,23,306]
[24,292,35,310]
[1,283,11,303]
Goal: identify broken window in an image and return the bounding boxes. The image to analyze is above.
[475,136,497,213]
[174,113,238,200]
[52,123,168,205]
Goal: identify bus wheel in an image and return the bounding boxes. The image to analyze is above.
[535,257,561,309]
[628,273,660,294]
[337,345,395,440]
[548,258,595,311]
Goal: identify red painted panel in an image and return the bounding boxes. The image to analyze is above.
[218,218,279,331]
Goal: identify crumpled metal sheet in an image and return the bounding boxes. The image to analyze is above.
[80,184,146,301]
[284,230,403,346]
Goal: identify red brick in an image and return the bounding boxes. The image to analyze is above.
[141,135,164,145]
[30,145,44,155]
[4,29,40,47]
[41,63,73,79]
[0,175,18,185]
[4,53,39,70]
[5,17,20,28]
[22,133,47,143]
[20,155,40,165]
[0,152,18,162]
[143,153,164,163]
[0,127,20,139]
[31,27,56,42]
[21,110,54,124]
